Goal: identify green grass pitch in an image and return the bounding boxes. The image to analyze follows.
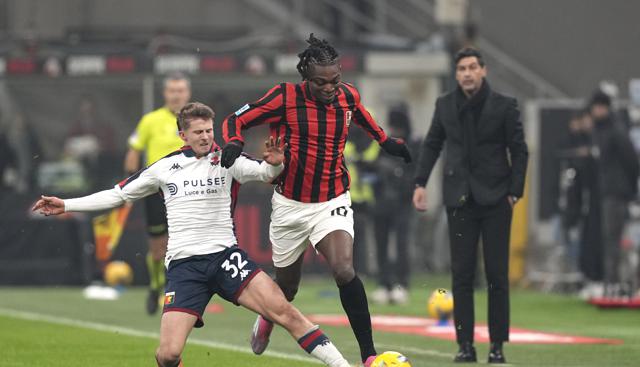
[1,275,639,366]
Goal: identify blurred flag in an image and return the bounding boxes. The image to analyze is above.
[93,203,132,262]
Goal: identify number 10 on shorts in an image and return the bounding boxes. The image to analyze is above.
[331,206,348,217]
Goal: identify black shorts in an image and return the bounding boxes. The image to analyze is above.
[144,192,167,236]
[162,246,262,328]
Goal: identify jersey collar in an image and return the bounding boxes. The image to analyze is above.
[180,143,220,158]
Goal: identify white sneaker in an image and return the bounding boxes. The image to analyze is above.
[579,282,604,300]
[371,287,390,305]
[390,285,409,305]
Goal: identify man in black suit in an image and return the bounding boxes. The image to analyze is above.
[413,48,528,363]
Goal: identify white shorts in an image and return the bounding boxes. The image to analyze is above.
[269,191,354,268]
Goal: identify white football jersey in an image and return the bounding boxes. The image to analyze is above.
[64,146,283,267]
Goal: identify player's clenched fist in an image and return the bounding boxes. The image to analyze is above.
[381,137,412,163]
[412,186,427,212]
[221,140,244,168]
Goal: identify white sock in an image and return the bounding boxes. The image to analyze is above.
[297,325,350,367]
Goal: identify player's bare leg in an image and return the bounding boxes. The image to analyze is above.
[239,271,350,367]
[274,251,306,302]
[250,252,306,354]
[156,312,194,367]
[147,234,168,314]
[316,230,377,366]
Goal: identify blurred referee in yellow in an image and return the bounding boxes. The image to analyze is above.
[124,72,191,314]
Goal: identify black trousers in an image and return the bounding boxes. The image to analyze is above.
[446,197,512,343]
[602,197,627,287]
[374,205,411,288]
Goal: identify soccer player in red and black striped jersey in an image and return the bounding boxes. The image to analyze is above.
[221,34,411,366]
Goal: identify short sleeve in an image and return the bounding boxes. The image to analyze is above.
[128,115,149,151]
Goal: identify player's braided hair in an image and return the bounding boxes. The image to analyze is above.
[296,33,339,80]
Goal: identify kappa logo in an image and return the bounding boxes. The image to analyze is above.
[345,110,352,127]
[170,163,182,171]
[239,269,250,280]
[164,291,175,305]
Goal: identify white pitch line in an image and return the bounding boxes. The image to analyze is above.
[377,343,453,359]
[0,308,321,365]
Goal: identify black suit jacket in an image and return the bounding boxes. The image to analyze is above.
[416,84,528,207]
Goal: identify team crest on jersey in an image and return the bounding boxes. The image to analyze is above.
[164,291,175,305]
[345,110,352,127]
[210,151,220,166]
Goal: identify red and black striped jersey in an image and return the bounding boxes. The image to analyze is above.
[223,81,388,203]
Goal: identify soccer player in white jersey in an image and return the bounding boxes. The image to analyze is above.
[32,102,351,367]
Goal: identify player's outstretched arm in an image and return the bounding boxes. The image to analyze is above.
[34,188,129,214]
[32,195,65,216]
[228,136,286,184]
[32,165,161,215]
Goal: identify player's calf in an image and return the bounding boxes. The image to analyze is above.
[263,299,307,333]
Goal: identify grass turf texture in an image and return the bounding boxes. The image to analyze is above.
[1,275,639,366]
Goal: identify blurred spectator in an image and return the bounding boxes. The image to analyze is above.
[555,110,605,298]
[10,113,43,192]
[67,95,116,152]
[65,94,118,190]
[0,130,18,191]
[370,107,418,305]
[344,127,379,275]
[556,110,595,274]
[590,90,640,298]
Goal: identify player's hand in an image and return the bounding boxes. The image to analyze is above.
[32,195,66,216]
[221,141,244,168]
[263,136,287,166]
[381,137,412,163]
[413,186,427,212]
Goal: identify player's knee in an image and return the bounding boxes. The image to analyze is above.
[156,346,181,367]
[331,263,355,285]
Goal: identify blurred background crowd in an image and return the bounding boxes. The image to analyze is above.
[1,0,639,304]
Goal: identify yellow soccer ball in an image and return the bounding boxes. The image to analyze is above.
[427,288,454,320]
[371,351,412,367]
[104,261,133,286]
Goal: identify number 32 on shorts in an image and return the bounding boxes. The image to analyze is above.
[221,251,248,278]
